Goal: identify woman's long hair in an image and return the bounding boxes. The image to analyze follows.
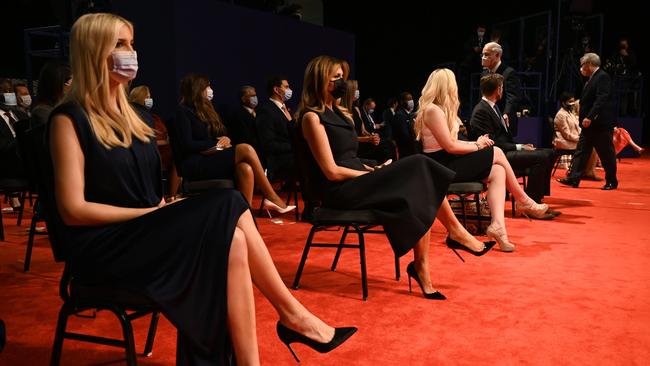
[414,68,460,141]
[179,73,227,138]
[65,13,154,149]
[295,55,352,123]
[128,85,149,106]
[35,61,71,107]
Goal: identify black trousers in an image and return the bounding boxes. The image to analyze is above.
[568,128,617,184]
[505,148,555,203]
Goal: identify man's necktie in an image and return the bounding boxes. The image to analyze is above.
[281,105,291,120]
[3,111,17,137]
[493,103,508,131]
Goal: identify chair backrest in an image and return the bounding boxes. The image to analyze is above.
[30,123,67,262]
[287,122,322,209]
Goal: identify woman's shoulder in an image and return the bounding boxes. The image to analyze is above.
[50,100,88,126]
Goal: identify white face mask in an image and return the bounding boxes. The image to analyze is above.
[354,90,360,101]
[477,31,485,37]
[110,50,139,80]
[144,98,153,109]
[368,108,375,114]
[283,88,293,102]
[206,87,214,101]
[249,95,258,108]
[2,93,17,106]
[19,94,32,107]
[406,100,414,111]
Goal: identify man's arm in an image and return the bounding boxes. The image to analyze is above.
[503,67,522,118]
[586,73,612,124]
[470,106,517,152]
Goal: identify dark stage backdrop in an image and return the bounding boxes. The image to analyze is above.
[111,0,354,120]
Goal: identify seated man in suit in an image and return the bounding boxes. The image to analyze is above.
[391,91,417,158]
[470,73,556,210]
[229,85,261,154]
[361,98,395,161]
[255,75,295,181]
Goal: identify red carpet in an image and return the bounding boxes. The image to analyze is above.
[2,155,650,365]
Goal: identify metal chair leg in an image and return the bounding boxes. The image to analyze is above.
[354,225,368,301]
[24,215,38,271]
[143,312,160,357]
[114,308,137,366]
[331,225,350,271]
[50,304,72,366]
[292,226,317,290]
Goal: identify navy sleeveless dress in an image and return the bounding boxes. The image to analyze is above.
[297,107,455,257]
[47,102,248,365]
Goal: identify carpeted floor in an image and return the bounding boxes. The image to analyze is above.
[1,154,649,365]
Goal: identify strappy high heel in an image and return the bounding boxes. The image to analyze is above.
[515,198,549,220]
[276,321,357,362]
[406,262,446,300]
[486,224,516,252]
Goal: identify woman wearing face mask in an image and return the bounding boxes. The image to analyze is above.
[30,61,72,129]
[47,14,354,365]
[295,55,494,300]
[175,73,295,212]
[553,93,598,177]
[129,85,181,199]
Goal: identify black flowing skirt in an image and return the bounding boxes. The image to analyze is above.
[65,189,249,364]
[323,154,455,257]
[424,147,494,182]
[181,147,237,181]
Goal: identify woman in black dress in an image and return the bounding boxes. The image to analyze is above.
[49,13,354,365]
[295,56,492,300]
[176,73,295,213]
[414,68,549,252]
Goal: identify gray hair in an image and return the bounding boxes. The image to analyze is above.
[485,42,503,57]
[580,53,601,67]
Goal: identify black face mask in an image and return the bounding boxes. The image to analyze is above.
[330,78,347,99]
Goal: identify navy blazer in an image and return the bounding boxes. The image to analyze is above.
[469,99,518,152]
[255,101,292,156]
[579,68,615,130]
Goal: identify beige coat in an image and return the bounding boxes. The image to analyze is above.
[553,108,580,150]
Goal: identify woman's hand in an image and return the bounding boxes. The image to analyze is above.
[476,134,494,149]
[217,136,231,149]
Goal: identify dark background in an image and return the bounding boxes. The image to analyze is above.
[2,0,647,142]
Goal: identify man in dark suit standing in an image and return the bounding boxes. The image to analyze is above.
[481,42,523,135]
[255,75,295,181]
[559,53,618,190]
[470,73,555,208]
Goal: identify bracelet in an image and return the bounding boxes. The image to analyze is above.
[475,142,481,150]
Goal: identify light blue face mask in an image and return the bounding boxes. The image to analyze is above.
[406,100,414,111]
[249,96,258,108]
[354,90,360,101]
[144,98,153,109]
[368,108,375,114]
[1,93,17,106]
[283,88,293,102]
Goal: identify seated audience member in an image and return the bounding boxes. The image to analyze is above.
[1,78,27,211]
[30,61,72,129]
[228,85,260,151]
[296,55,495,300]
[380,96,397,140]
[553,93,598,178]
[416,69,552,252]
[129,85,181,198]
[340,80,392,164]
[391,91,417,158]
[255,75,296,181]
[175,73,294,213]
[14,83,32,117]
[470,73,556,207]
[362,98,395,160]
[48,14,353,365]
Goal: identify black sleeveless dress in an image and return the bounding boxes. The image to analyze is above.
[298,107,455,257]
[47,102,248,365]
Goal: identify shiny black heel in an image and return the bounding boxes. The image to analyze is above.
[445,237,497,262]
[276,322,357,362]
[405,262,446,300]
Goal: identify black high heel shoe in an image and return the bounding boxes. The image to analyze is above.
[405,262,446,300]
[276,321,357,362]
[446,237,497,262]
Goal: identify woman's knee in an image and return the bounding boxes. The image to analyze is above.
[229,227,249,268]
[235,161,254,177]
[236,143,255,157]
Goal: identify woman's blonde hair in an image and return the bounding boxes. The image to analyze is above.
[414,68,460,141]
[66,13,154,148]
[128,85,150,106]
[295,55,352,123]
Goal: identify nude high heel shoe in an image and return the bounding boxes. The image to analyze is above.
[262,198,296,214]
[515,197,550,220]
[486,224,516,252]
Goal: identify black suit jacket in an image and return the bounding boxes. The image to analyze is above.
[228,105,259,147]
[255,101,292,157]
[483,63,522,134]
[469,99,518,152]
[579,68,616,130]
[391,108,416,156]
[0,107,28,178]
